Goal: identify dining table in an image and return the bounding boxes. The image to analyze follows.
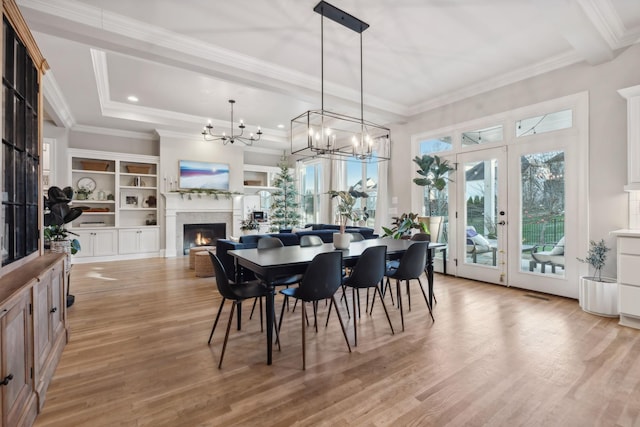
[228,237,446,365]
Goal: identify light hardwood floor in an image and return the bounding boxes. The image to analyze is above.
[34,257,640,427]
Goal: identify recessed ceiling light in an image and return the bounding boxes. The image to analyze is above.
[277,124,285,129]
[127,95,139,102]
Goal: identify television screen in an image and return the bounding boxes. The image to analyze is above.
[252,211,265,221]
[179,160,230,190]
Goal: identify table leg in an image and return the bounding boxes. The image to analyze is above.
[427,248,434,308]
[266,288,274,365]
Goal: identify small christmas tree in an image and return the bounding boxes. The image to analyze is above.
[269,164,302,232]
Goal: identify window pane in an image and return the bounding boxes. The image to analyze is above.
[462,125,503,147]
[516,109,572,137]
[419,136,452,155]
[521,151,565,276]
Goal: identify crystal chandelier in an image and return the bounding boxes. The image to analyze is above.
[202,99,262,146]
[290,1,390,162]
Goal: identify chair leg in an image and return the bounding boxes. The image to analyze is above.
[340,285,351,319]
[313,301,318,333]
[325,297,333,327]
[416,277,435,322]
[406,281,411,311]
[352,287,358,347]
[375,286,395,335]
[208,298,226,344]
[331,295,352,355]
[278,296,288,336]
[383,277,395,306]
[259,296,263,332]
[357,289,361,318]
[249,297,258,319]
[424,268,438,304]
[218,301,236,369]
[396,280,404,332]
[301,300,306,370]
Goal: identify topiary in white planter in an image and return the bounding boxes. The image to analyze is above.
[577,239,618,317]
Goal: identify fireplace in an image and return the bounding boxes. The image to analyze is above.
[183,223,226,255]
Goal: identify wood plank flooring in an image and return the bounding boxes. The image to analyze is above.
[34,257,640,427]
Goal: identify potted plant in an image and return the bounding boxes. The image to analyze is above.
[412,154,455,242]
[75,186,92,200]
[577,239,618,317]
[381,212,428,239]
[328,189,368,249]
[44,186,83,307]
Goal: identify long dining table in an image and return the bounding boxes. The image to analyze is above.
[228,237,446,365]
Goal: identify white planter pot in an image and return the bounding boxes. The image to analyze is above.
[333,232,351,250]
[579,276,619,317]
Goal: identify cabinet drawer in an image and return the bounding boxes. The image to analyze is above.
[619,254,640,286]
[619,237,640,255]
[619,284,640,316]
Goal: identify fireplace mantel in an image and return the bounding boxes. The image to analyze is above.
[163,192,242,257]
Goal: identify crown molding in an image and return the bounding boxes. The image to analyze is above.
[42,71,75,128]
[71,124,157,141]
[408,51,583,116]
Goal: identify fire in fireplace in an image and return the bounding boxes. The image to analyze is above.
[183,223,226,255]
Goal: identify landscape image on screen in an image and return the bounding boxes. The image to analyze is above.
[179,160,230,190]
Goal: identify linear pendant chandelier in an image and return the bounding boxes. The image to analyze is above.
[290,1,390,162]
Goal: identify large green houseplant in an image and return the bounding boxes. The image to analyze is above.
[381,212,428,239]
[412,154,455,241]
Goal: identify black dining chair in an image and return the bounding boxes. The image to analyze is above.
[386,232,437,304]
[249,236,304,319]
[384,241,433,331]
[207,251,275,368]
[278,251,351,370]
[342,245,393,346]
[300,235,323,247]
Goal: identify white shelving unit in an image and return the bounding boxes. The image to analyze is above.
[68,149,160,262]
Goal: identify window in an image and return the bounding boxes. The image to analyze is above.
[2,18,40,265]
[419,136,452,155]
[346,157,378,227]
[462,125,503,147]
[516,109,572,137]
[300,162,322,225]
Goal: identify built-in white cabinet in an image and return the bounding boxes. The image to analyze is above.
[68,149,160,262]
[118,228,160,254]
[74,229,118,258]
[614,231,640,329]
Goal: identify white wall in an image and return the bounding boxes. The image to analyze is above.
[389,43,640,279]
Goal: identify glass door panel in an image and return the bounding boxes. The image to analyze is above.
[520,150,565,277]
[457,147,507,285]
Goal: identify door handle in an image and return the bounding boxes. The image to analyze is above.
[0,374,13,386]
[498,221,506,225]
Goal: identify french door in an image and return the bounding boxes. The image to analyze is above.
[455,138,579,297]
[456,147,508,284]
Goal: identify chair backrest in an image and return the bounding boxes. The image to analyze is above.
[300,235,323,247]
[208,251,240,300]
[393,241,428,280]
[346,245,387,288]
[349,232,365,242]
[411,232,431,241]
[297,251,343,302]
[257,236,284,249]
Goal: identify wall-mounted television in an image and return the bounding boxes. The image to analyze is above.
[179,160,230,190]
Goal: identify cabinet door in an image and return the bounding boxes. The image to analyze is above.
[1,291,34,427]
[93,230,118,256]
[139,228,159,253]
[73,230,95,258]
[33,275,52,379]
[118,229,140,254]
